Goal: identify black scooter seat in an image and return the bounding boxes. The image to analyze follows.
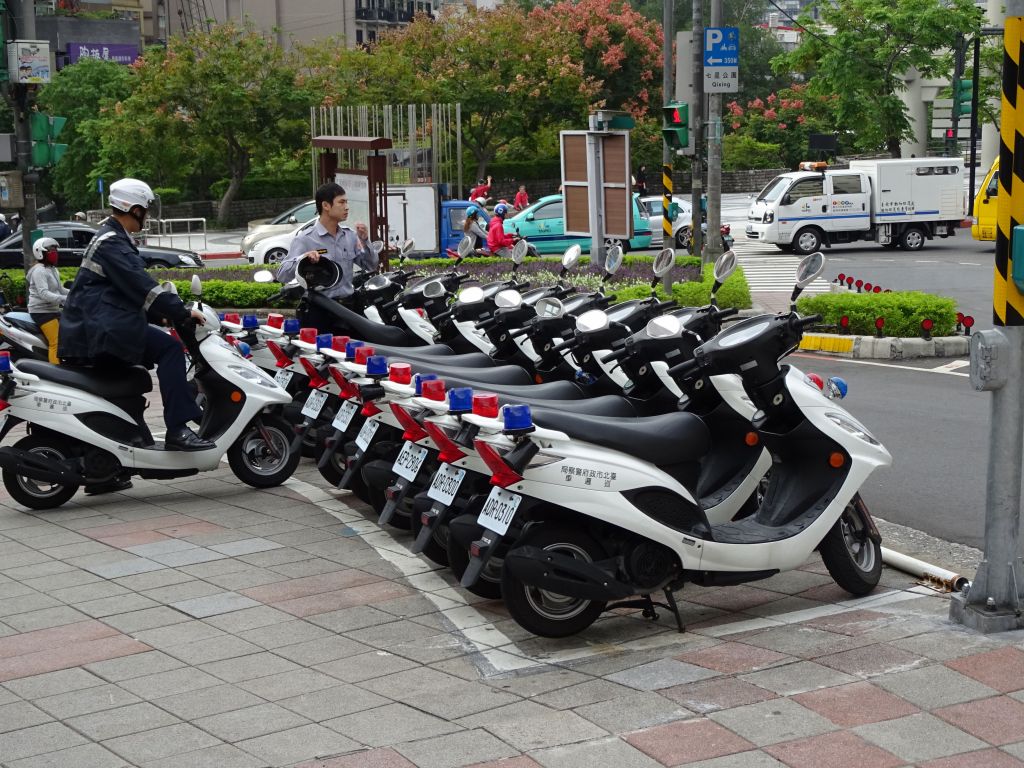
[19,359,152,399]
[5,315,40,333]
[526,409,709,465]
[363,344,494,368]
[398,360,533,386]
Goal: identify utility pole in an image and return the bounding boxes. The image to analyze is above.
[661,0,674,292]
[8,0,37,270]
[690,0,704,261]
[705,0,723,265]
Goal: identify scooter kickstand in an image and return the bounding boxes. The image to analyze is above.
[662,587,686,633]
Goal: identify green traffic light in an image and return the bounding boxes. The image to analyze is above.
[27,112,70,168]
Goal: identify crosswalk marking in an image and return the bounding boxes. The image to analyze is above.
[728,234,831,294]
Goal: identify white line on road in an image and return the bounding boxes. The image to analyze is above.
[957,262,982,266]
[934,359,971,372]
[793,352,970,376]
[914,260,939,264]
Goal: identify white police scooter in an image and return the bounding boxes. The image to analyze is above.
[0,277,300,510]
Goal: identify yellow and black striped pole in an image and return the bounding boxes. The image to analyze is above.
[663,163,673,249]
[994,18,1024,325]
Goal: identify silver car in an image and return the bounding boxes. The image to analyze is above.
[640,195,694,249]
[240,200,316,256]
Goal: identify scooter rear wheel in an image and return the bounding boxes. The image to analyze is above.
[227,416,301,488]
[502,523,608,638]
[447,535,503,599]
[820,503,882,596]
[2,433,80,510]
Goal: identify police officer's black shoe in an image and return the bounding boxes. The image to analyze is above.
[85,476,133,495]
[166,426,216,452]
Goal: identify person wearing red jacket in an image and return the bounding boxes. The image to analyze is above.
[513,184,530,211]
[470,175,492,204]
[487,203,516,257]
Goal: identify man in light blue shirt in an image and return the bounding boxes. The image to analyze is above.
[277,182,379,329]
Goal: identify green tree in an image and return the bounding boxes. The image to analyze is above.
[774,0,983,156]
[36,58,136,211]
[726,85,840,167]
[97,23,312,222]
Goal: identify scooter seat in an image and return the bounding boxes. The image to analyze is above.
[526,409,710,465]
[368,346,494,368]
[398,360,533,386]
[531,395,635,418]
[432,375,586,400]
[4,313,40,333]
[18,359,153,398]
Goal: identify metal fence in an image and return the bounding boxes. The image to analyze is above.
[310,103,463,198]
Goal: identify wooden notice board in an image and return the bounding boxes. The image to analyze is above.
[559,130,632,239]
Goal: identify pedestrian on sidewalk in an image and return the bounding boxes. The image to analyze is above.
[514,184,530,211]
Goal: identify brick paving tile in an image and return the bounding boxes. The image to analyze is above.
[933,695,1024,746]
[676,642,792,674]
[325,702,463,747]
[764,730,904,768]
[465,759,542,768]
[396,729,521,768]
[119,667,223,698]
[680,586,785,612]
[0,619,117,658]
[917,748,1024,767]
[292,747,418,767]
[853,712,989,764]
[83,516,197,540]
[1,667,106,699]
[277,682,391,721]
[68,701,181,741]
[154,683,266,720]
[792,681,920,727]
[0,634,151,682]
[137,743,266,768]
[813,642,929,678]
[0,722,89,761]
[93,530,171,549]
[0,700,52,733]
[873,664,1000,709]
[575,691,693,734]
[34,683,141,719]
[195,701,311,742]
[84,650,185,682]
[708,698,837,747]
[235,723,361,766]
[737,660,857,697]
[659,677,778,715]
[946,647,1024,693]
[241,569,383,604]
[272,581,416,618]
[3,742,130,768]
[102,722,223,764]
[801,609,899,636]
[626,719,756,765]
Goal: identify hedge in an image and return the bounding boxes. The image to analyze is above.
[796,290,958,337]
[208,171,311,202]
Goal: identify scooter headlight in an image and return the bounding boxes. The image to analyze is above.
[227,363,279,389]
[825,411,880,445]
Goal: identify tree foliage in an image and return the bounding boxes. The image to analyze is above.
[774,0,983,156]
[726,85,840,168]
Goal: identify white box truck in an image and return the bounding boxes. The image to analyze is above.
[745,158,966,254]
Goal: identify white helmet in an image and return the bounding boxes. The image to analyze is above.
[73,211,86,221]
[32,237,59,262]
[108,178,155,213]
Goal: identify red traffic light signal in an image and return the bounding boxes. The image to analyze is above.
[945,129,954,139]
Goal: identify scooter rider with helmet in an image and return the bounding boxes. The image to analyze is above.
[59,178,214,469]
[487,202,518,259]
[27,237,69,364]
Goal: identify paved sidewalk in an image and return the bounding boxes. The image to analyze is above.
[0,456,1022,768]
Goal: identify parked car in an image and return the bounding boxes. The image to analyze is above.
[504,194,652,254]
[0,222,205,269]
[640,195,694,249]
[248,219,315,265]
[241,200,316,257]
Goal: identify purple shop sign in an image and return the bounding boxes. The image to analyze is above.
[67,42,140,66]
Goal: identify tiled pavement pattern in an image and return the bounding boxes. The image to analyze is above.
[0,458,1022,767]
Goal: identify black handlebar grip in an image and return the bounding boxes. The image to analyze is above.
[713,307,740,320]
[798,313,824,329]
[667,357,702,378]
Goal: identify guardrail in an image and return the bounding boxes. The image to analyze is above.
[142,218,208,252]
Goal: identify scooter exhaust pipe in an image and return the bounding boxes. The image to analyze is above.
[0,447,85,485]
[504,545,635,602]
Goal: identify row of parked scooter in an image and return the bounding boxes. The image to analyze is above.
[0,236,891,638]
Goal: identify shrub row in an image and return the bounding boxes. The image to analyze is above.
[796,290,959,337]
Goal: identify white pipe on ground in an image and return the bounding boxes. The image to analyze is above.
[881,546,970,592]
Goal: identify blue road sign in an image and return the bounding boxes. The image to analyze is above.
[704,27,739,67]
[98,177,104,194]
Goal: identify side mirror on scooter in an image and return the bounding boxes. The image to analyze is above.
[576,308,610,334]
[422,279,447,299]
[601,244,624,284]
[400,239,416,257]
[511,239,529,269]
[792,251,826,309]
[650,247,675,294]
[560,245,582,279]
[457,235,475,260]
[253,270,275,283]
[494,289,523,309]
[364,275,392,291]
[535,297,564,319]
[190,275,202,297]
[370,240,385,256]
[160,280,179,296]
[709,249,737,307]
[457,285,485,305]
[645,314,683,339]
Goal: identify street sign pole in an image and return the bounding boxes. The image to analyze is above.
[950,7,1024,633]
[690,4,704,261]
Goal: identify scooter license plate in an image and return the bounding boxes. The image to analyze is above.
[274,370,294,388]
[478,486,522,536]
[332,400,359,431]
[301,389,329,418]
[355,418,379,451]
[393,441,429,481]
[427,463,466,506]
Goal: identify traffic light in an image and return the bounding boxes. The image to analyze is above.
[662,102,689,150]
[953,78,972,117]
[29,112,68,168]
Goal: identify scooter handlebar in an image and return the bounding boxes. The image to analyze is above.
[794,313,823,330]
[712,307,739,321]
[599,345,631,364]
[666,356,702,378]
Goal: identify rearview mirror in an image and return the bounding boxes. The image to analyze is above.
[535,297,564,318]
[653,248,674,278]
[422,279,446,299]
[796,251,826,288]
[365,275,391,291]
[160,280,179,295]
[253,270,275,283]
[494,289,523,309]
[287,215,297,224]
[457,235,474,258]
[458,286,484,305]
[370,240,385,255]
[576,308,610,334]
[713,250,737,283]
[511,239,529,265]
[526,213,535,222]
[561,244,582,271]
[190,275,202,297]
[400,239,416,256]
[604,244,624,276]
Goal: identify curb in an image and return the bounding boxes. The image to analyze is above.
[799,332,969,359]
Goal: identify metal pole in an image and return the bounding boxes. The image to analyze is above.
[705,0,723,265]
[950,33,965,155]
[950,8,1024,633]
[9,0,37,270]
[690,3,704,261]
[969,36,981,215]
[586,118,606,267]
[661,0,675,293]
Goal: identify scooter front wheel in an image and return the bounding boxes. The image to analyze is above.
[502,523,608,638]
[2,433,80,510]
[228,415,301,488]
[820,502,882,596]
